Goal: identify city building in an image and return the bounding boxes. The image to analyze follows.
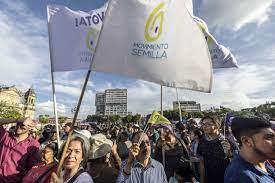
[0,85,36,119]
[95,93,105,115]
[173,101,201,113]
[95,89,128,117]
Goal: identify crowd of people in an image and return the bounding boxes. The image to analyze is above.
[0,114,274,183]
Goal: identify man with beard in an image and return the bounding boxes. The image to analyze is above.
[225,117,275,183]
[0,118,40,182]
[117,132,167,183]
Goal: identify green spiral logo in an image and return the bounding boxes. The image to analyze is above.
[86,28,99,52]
[144,2,165,42]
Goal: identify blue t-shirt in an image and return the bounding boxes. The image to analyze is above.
[224,154,274,183]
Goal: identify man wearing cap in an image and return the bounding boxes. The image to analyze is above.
[61,122,72,140]
[87,133,119,183]
[0,118,40,182]
[117,132,168,183]
[197,115,232,183]
[225,117,275,183]
[132,124,141,134]
[39,124,58,149]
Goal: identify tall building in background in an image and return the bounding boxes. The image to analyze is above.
[95,89,127,117]
[95,93,105,115]
[173,101,201,113]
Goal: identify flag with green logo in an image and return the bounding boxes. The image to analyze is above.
[148,111,171,125]
[47,3,107,72]
[92,0,212,92]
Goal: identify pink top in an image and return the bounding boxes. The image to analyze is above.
[0,126,40,182]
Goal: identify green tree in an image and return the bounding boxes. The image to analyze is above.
[189,111,204,118]
[39,115,49,124]
[163,110,186,121]
[122,115,133,123]
[0,102,22,119]
[87,114,99,122]
[132,114,141,123]
[58,116,68,124]
[109,115,121,123]
[0,109,22,119]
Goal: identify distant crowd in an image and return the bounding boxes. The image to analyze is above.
[0,114,274,183]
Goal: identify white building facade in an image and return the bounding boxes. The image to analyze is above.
[95,89,128,117]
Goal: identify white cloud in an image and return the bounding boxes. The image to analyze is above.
[0,0,49,86]
[36,100,67,116]
[117,63,275,115]
[196,0,274,31]
[1,0,275,120]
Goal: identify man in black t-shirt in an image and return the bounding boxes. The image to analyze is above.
[197,115,232,183]
[155,126,194,181]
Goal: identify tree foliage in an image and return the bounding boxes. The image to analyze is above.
[39,115,49,124]
[0,101,22,119]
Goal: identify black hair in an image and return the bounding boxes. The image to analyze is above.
[175,122,186,131]
[231,117,271,145]
[173,159,194,182]
[193,128,204,139]
[45,142,58,158]
[131,131,143,142]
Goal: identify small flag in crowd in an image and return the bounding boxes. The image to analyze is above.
[224,113,234,126]
[148,111,171,125]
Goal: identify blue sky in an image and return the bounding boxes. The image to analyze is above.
[0,0,274,119]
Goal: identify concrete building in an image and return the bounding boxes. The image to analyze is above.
[95,89,128,117]
[173,101,201,113]
[0,85,36,119]
[95,93,105,115]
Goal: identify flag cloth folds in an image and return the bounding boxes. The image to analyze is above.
[224,112,234,126]
[148,111,171,125]
[193,16,238,68]
[92,0,212,92]
[47,3,107,72]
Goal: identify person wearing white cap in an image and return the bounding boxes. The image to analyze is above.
[132,124,140,133]
[74,129,92,140]
[87,133,119,183]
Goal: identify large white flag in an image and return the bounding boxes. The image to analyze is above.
[47,3,107,72]
[92,0,213,92]
[193,16,238,68]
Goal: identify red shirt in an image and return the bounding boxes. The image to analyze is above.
[0,126,40,183]
[22,162,57,183]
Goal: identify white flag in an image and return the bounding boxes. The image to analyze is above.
[47,3,107,72]
[92,0,213,92]
[193,16,238,68]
